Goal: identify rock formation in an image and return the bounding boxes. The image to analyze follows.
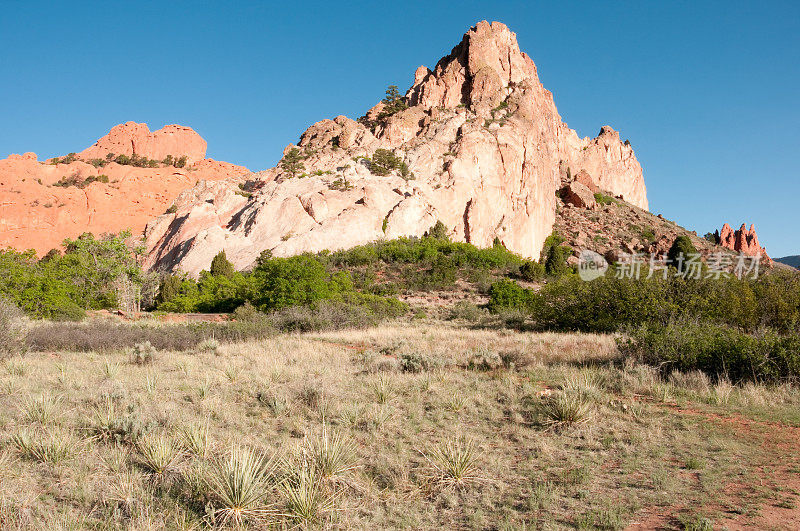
[79,122,207,164]
[0,125,248,256]
[717,223,772,264]
[144,21,648,275]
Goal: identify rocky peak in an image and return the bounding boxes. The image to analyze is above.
[78,121,207,163]
[143,21,649,275]
[717,223,772,264]
[407,21,540,116]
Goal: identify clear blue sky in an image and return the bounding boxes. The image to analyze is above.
[2,1,798,256]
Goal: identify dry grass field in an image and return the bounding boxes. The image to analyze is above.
[1,321,799,529]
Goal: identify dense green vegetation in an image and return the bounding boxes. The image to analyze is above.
[488,271,800,335]
[487,269,800,382]
[620,322,800,383]
[153,228,524,316]
[3,219,798,385]
[0,232,147,320]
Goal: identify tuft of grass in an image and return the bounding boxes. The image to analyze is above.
[707,379,734,405]
[682,515,714,531]
[20,393,62,425]
[297,384,321,408]
[3,359,26,376]
[136,433,183,476]
[86,397,151,445]
[529,480,557,511]
[257,390,289,416]
[684,457,705,470]
[423,435,481,489]
[207,445,278,527]
[103,359,121,379]
[536,391,594,429]
[562,370,600,394]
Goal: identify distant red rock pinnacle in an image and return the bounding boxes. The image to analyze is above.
[717,223,772,264]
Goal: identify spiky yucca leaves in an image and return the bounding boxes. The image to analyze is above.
[180,422,210,459]
[20,393,62,425]
[207,445,278,527]
[11,429,80,464]
[423,435,481,489]
[301,424,358,481]
[536,391,594,429]
[136,433,183,476]
[281,461,338,527]
[561,370,601,394]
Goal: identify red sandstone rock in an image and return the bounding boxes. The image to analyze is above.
[0,124,248,256]
[718,223,772,264]
[78,122,207,164]
[573,170,600,193]
[562,182,596,209]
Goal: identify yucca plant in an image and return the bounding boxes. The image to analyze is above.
[561,370,600,394]
[423,435,481,488]
[536,391,594,429]
[20,393,62,425]
[181,422,210,459]
[372,375,393,404]
[301,424,358,480]
[12,429,80,465]
[144,372,158,394]
[136,433,183,476]
[281,462,338,527]
[88,397,121,443]
[207,445,278,527]
[103,359,121,379]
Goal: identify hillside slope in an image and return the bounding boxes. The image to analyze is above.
[777,256,800,269]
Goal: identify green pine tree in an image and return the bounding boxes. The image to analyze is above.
[280,148,306,178]
[210,251,235,277]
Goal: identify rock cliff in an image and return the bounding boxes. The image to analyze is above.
[0,125,248,255]
[144,21,648,275]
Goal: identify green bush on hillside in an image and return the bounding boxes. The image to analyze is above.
[487,270,800,335]
[619,322,800,384]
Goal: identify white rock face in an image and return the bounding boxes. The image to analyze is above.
[143,21,648,276]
